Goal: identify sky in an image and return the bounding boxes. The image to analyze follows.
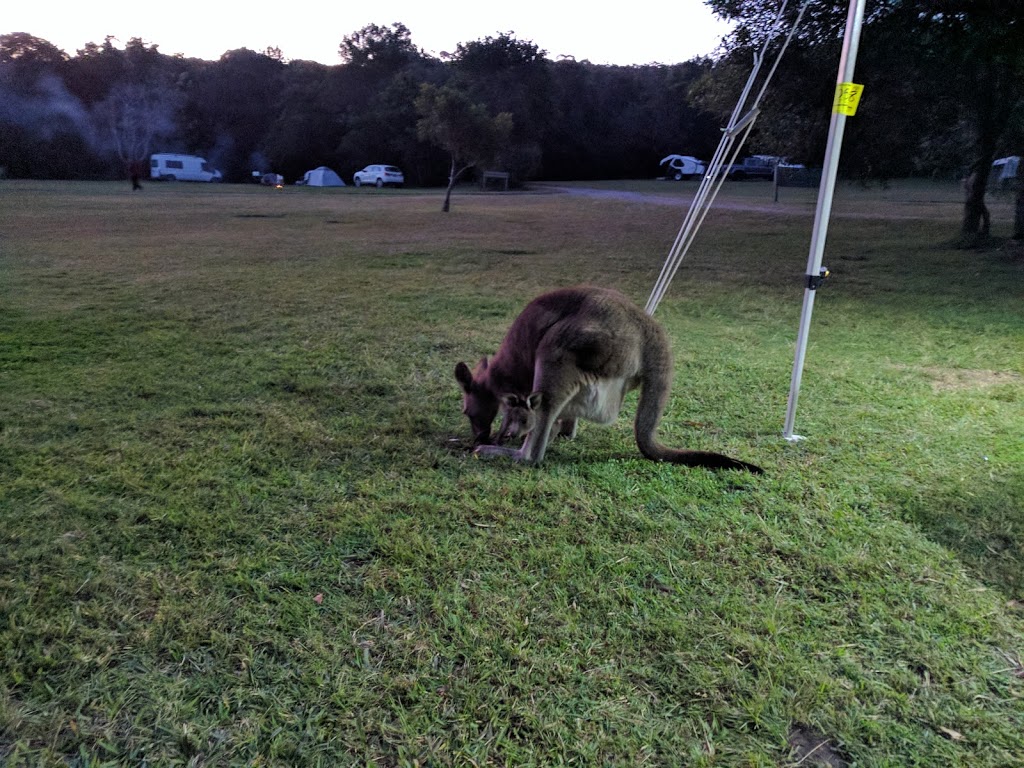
[5,0,732,67]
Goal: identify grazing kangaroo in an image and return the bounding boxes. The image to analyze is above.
[454,285,763,473]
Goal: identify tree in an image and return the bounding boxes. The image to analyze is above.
[703,0,1024,245]
[261,60,340,180]
[335,68,443,185]
[450,33,551,180]
[1016,179,1024,242]
[66,38,181,177]
[0,33,102,179]
[339,23,422,72]
[924,2,1024,245]
[0,32,67,70]
[99,81,177,170]
[1003,117,1024,241]
[415,84,512,212]
[179,48,285,181]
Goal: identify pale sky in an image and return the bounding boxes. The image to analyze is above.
[6,0,731,66]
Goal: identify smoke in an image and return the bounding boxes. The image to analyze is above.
[95,82,180,162]
[203,133,235,176]
[0,74,181,164]
[0,75,101,148]
[249,150,271,173]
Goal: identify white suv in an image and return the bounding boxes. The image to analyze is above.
[353,165,404,188]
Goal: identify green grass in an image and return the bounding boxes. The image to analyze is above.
[1,179,1022,766]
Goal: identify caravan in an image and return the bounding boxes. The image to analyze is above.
[660,155,706,180]
[150,153,223,182]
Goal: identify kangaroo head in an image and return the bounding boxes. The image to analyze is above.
[496,392,542,444]
[455,358,500,445]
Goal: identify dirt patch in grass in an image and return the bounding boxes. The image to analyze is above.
[895,365,1023,392]
[923,367,1022,392]
[787,724,850,767]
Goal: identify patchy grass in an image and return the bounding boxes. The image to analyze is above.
[1,179,1022,766]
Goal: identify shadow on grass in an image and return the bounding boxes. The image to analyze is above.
[901,469,1024,603]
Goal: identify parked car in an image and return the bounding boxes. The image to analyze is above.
[726,155,781,180]
[991,156,1020,190]
[660,154,706,180]
[353,165,404,188]
[150,153,222,182]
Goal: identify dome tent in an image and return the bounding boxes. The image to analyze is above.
[302,166,345,187]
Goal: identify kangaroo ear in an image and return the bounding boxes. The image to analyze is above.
[502,393,523,408]
[454,362,474,393]
[478,356,489,372]
[527,392,543,409]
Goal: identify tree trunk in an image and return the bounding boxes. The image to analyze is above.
[956,41,1007,249]
[1014,180,1024,241]
[960,163,992,246]
[442,157,457,212]
[442,159,476,213]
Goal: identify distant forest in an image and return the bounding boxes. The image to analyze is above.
[0,26,725,185]
[1,2,1022,216]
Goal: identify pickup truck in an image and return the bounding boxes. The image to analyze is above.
[726,155,780,180]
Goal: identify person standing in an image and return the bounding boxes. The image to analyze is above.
[129,160,144,191]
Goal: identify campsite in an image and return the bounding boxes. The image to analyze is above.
[1,178,1022,765]
[300,167,346,187]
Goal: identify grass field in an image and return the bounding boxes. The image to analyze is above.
[1,179,1022,766]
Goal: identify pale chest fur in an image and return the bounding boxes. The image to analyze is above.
[561,375,638,425]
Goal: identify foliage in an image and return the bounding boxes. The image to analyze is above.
[259,61,339,182]
[415,84,513,211]
[0,32,67,68]
[1,9,1022,232]
[450,33,552,181]
[0,179,1022,766]
[100,82,178,165]
[0,28,750,186]
[701,0,1024,240]
[339,22,423,71]
[179,48,286,181]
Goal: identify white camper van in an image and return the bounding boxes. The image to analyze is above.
[150,153,223,182]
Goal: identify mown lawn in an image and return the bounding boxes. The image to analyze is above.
[1,179,1022,766]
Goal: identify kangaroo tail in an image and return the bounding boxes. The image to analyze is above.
[634,328,763,474]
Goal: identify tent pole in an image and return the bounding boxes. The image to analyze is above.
[782,0,866,441]
[645,0,810,316]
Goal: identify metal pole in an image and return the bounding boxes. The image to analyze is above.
[645,0,810,316]
[782,0,866,440]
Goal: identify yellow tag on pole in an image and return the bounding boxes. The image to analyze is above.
[833,82,864,116]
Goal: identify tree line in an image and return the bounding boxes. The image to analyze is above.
[0,26,719,188]
[1,2,1022,240]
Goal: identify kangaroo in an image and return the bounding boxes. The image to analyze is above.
[454,285,763,473]
[494,392,542,445]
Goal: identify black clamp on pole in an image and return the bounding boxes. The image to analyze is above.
[806,266,830,290]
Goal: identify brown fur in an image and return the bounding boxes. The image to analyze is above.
[455,285,763,473]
